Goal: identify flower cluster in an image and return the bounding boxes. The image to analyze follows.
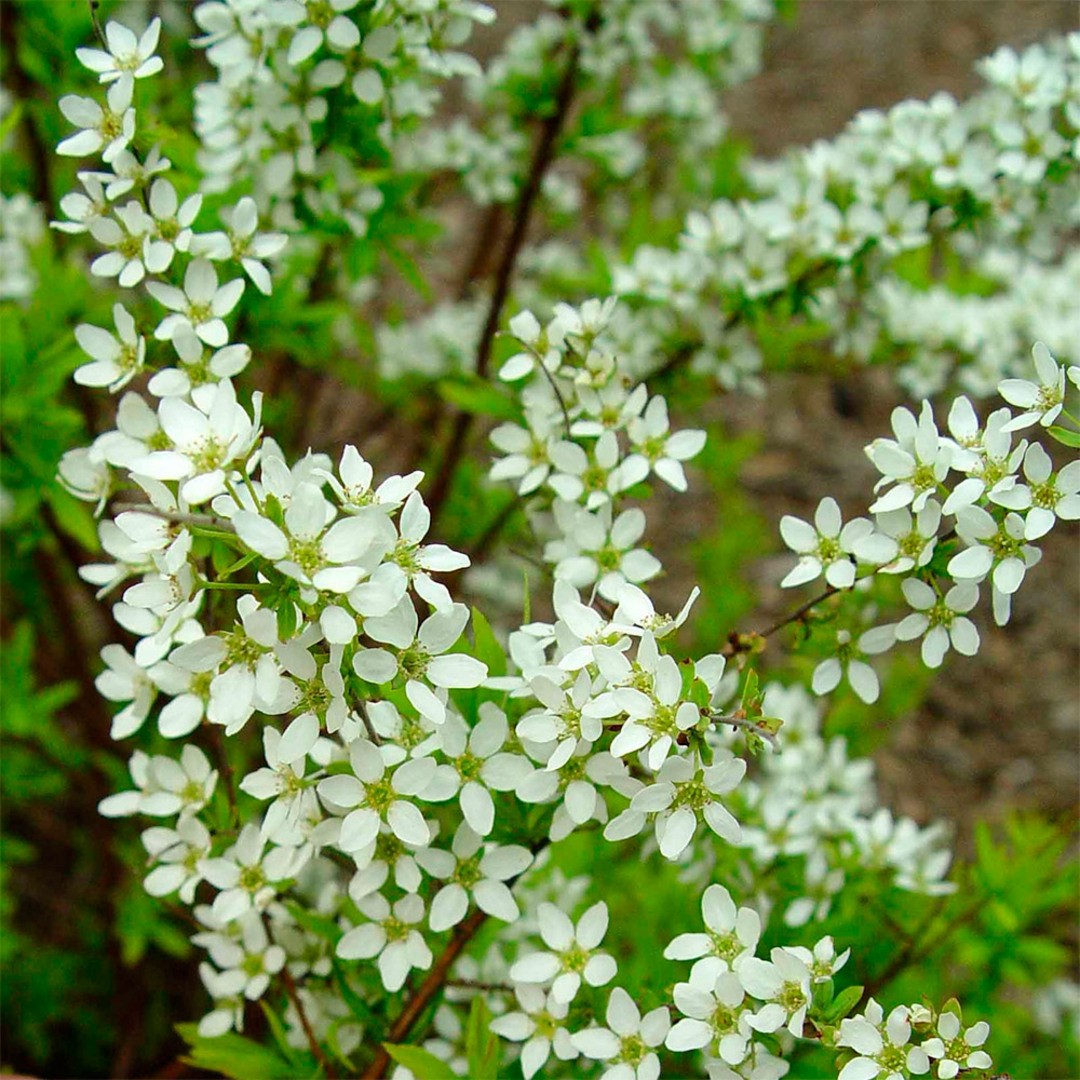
[613,34,1079,395]
[36,8,1067,1078]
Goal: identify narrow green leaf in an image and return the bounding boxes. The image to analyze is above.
[826,985,864,1021]
[1047,424,1080,448]
[382,1043,457,1079]
[465,997,499,1079]
[471,607,507,678]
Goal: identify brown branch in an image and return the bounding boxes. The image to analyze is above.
[424,15,590,529]
[362,907,489,1079]
[280,962,337,1078]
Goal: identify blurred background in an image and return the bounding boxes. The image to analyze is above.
[1,1,1077,1077]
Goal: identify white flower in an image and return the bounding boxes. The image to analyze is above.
[147,259,245,347]
[894,579,979,668]
[837,1000,930,1080]
[666,967,751,1064]
[546,502,661,601]
[489,986,578,1080]
[279,0,360,66]
[739,948,814,1038]
[920,1012,993,1079]
[201,911,286,1002]
[625,396,706,492]
[95,643,156,738]
[353,600,487,724]
[381,490,470,611]
[89,201,167,287]
[509,901,617,1004]
[146,178,202,263]
[135,379,261,504]
[200,824,306,923]
[100,745,215,821]
[337,891,432,992]
[999,342,1067,431]
[548,430,647,509]
[608,751,745,860]
[872,502,941,574]
[517,668,613,770]
[571,986,670,1080]
[1016,442,1080,540]
[58,78,136,162]
[321,444,422,513]
[193,197,288,295]
[948,506,1038,595]
[76,18,164,82]
[606,633,699,770]
[664,884,761,984]
[811,625,896,704]
[317,739,435,851]
[415,824,532,931]
[428,706,530,836]
[238,713,321,840]
[74,303,145,391]
[499,309,566,381]
[866,402,952,514]
[142,815,212,902]
[234,481,394,592]
[779,497,876,589]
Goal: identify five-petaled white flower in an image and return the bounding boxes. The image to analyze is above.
[920,1012,992,1079]
[571,986,671,1080]
[509,901,618,1004]
[415,823,532,932]
[489,986,579,1080]
[76,18,164,82]
[337,891,431,992]
[779,497,881,589]
[147,258,245,347]
[837,1000,931,1080]
[999,342,1067,431]
[894,579,980,668]
[317,739,435,851]
[58,78,136,162]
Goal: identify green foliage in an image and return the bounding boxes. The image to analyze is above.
[383,1042,459,1078]
[178,1023,314,1079]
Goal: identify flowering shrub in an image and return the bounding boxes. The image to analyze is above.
[2,2,1078,1077]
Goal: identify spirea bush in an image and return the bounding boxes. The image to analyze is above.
[2,1,1079,1077]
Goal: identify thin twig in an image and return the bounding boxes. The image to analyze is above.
[709,711,780,748]
[357,699,383,745]
[445,978,514,993]
[279,943,338,1078]
[111,501,237,532]
[362,907,489,1079]
[425,14,589,529]
[88,0,108,46]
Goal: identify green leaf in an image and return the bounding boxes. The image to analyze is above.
[471,607,507,678]
[332,960,378,1027]
[437,378,518,421]
[826,985,864,1021]
[1047,424,1080,448]
[259,1002,307,1069]
[465,997,499,1080]
[177,1023,300,1079]
[382,1043,457,1079]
